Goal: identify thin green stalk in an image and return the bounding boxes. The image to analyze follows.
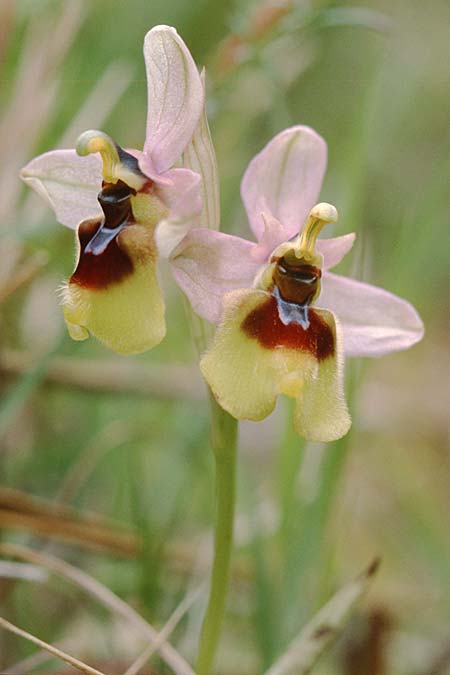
[196,393,238,675]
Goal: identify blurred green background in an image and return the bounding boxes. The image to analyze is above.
[0,0,449,673]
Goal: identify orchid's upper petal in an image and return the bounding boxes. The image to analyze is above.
[133,151,172,188]
[317,233,356,270]
[171,229,261,324]
[319,272,424,357]
[241,126,327,243]
[143,25,204,174]
[182,69,220,231]
[20,149,102,229]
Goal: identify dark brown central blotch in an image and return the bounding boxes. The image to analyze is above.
[71,180,135,290]
[241,295,334,361]
[272,250,321,306]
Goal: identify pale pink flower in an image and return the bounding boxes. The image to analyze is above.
[172,126,424,441]
[21,25,204,355]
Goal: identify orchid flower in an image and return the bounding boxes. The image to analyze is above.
[172,126,424,442]
[21,26,204,355]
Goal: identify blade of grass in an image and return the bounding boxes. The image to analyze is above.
[0,2,86,224]
[279,363,360,640]
[250,514,279,669]
[55,421,132,504]
[277,398,305,554]
[0,251,48,302]
[0,346,55,439]
[242,466,280,669]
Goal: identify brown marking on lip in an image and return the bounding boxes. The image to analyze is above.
[70,180,138,291]
[68,158,160,290]
[70,218,134,290]
[241,295,334,361]
[273,254,321,306]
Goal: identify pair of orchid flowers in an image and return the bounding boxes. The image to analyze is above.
[21,25,424,443]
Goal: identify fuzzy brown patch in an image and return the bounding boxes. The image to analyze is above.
[71,219,134,290]
[241,295,335,361]
[70,180,138,290]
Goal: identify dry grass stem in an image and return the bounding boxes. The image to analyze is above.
[0,616,108,675]
[0,542,197,675]
[0,349,203,400]
[2,642,66,675]
[122,585,205,675]
[0,487,139,556]
[0,3,86,223]
[0,252,49,303]
[265,560,380,675]
[0,560,47,582]
[0,488,250,581]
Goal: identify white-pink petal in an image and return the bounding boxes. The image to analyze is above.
[171,229,261,324]
[155,167,202,221]
[318,272,424,357]
[143,25,204,174]
[317,233,356,270]
[241,126,327,243]
[182,69,220,231]
[154,168,203,258]
[250,213,287,263]
[20,149,102,229]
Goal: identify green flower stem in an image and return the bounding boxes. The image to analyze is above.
[196,393,238,675]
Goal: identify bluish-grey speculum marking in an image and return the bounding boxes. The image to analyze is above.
[274,286,310,329]
[272,252,321,330]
